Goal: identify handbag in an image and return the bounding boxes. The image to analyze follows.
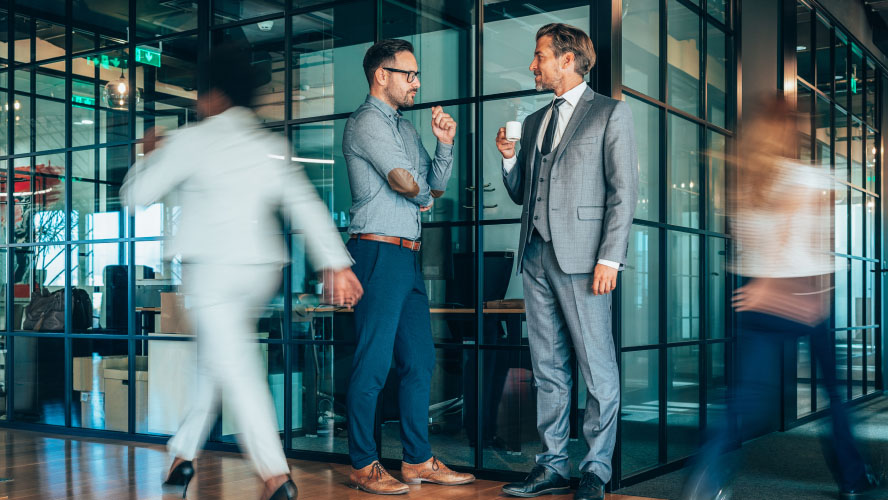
[23,288,93,331]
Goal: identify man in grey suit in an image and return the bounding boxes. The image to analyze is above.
[496,23,638,500]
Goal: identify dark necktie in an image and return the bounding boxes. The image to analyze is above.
[540,97,566,155]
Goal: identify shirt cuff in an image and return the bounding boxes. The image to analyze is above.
[502,155,517,174]
[598,259,620,270]
[435,140,454,157]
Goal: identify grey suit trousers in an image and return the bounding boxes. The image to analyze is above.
[523,232,619,482]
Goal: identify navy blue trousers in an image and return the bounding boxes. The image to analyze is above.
[689,309,867,494]
[346,238,435,469]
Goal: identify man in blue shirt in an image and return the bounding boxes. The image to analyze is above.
[343,39,474,495]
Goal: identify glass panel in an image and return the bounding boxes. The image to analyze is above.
[36,62,65,100]
[95,48,132,143]
[136,37,199,139]
[708,131,726,233]
[214,0,286,24]
[851,189,863,257]
[834,258,848,328]
[400,104,474,223]
[851,259,864,327]
[627,95,659,221]
[481,94,552,221]
[707,342,729,429]
[220,343,286,443]
[480,223,526,347]
[866,330,876,394]
[796,1,813,83]
[134,242,183,336]
[834,184,848,256]
[72,242,128,333]
[816,350,831,410]
[864,263,874,326]
[622,0,659,97]
[290,119,348,227]
[622,225,660,347]
[12,155,66,244]
[706,23,727,128]
[215,20,285,123]
[35,97,65,153]
[815,15,831,95]
[851,44,864,118]
[290,343,348,454]
[13,91,32,154]
[426,226,476,343]
[482,2,590,95]
[14,245,67,332]
[380,0,475,103]
[35,18,66,62]
[835,31,848,105]
[621,349,659,476]
[0,77,8,155]
[480,348,536,471]
[667,1,701,117]
[667,345,699,461]
[72,148,127,241]
[708,237,727,338]
[141,336,195,435]
[71,339,133,430]
[72,56,98,148]
[814,95,831,170]
[14,15,33,65]
[136,1,197,39]
[851,118,864,188]
[0,10,6,66]
[865,59,876,127]
[866,194,875,260]
[0,335,5,420]
[836,330,849,402]
[835,106,848,181]
[0,162,8,244]
[291,3,375,120]
[798,84,813,162]
[798,336,812,417]
[667,231,700,342]
[865,127,877,193]
[708,0,728,24]
[13,337,64,424]
[382,347,473,467]
[0,251,6,327]
[668,114,700,228]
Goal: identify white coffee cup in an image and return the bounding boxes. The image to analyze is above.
[505,121,521,142]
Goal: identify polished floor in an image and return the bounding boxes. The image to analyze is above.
[0,429,660,500]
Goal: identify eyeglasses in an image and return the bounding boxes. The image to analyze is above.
[382,67,420,83]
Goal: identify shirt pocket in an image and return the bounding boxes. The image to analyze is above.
[577,206,605,220]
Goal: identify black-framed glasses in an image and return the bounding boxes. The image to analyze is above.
[383,67,420,83]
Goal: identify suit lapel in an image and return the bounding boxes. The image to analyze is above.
[552,86,596,165]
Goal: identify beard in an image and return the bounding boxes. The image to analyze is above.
[535,72,559,92]
[387,87,416,109]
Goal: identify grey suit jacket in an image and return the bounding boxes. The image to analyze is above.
[503,85,638,275]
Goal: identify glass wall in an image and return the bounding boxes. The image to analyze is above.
[619,0,735,481]
[0,0,746,488]
[792,0,882,419]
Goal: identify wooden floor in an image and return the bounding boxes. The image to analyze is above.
[0,429,661,500]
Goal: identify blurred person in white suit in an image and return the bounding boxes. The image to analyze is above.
[122,42,362,500]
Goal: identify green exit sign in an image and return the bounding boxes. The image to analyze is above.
[136,47,161,67]
[72,95,95,107]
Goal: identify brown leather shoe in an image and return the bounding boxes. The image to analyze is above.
[401,457,475,486]
[348,461,410,495]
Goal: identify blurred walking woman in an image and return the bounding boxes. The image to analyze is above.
[681,97,882,500]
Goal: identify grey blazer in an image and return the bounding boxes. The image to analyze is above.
[503,85,638,275]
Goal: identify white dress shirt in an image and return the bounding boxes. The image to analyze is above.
[503,81,620,270]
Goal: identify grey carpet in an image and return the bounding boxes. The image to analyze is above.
[616,396,888,500]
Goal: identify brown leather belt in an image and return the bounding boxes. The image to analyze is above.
[350,233,421,251]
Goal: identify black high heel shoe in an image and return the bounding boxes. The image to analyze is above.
[264,479,298,500]
[163,460,195,498]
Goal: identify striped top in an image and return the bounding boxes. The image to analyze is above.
[729,159,837,278]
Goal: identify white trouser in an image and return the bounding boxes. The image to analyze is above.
[167,263,289,480]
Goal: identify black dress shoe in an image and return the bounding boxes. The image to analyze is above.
[502,465,570,498]
[263,479,298,500]
[163,460,195,499]
[575,472,605,500]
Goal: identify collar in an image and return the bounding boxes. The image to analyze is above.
[555,81,590,108]
[365,95,402,122]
